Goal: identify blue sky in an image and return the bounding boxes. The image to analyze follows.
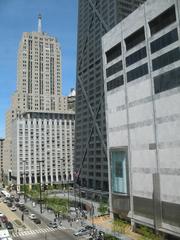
[0,0,77,137]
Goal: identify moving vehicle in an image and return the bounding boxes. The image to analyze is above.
[7,202,12,207]
[34,218,41,224]
[73,228,89,236]
[10,206,17,211]
[29,214,37,220]
[48,222,58,228]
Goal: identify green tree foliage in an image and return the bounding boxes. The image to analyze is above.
[98,202,108,216]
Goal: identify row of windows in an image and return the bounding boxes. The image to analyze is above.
[149,5,176,36]
[105,5,177,64]
[106,64,180,95]
[154,66,180,94]
[152,47,180,71]
[125,27,145,51]
[107,76,124,91]
[106,42,121,63]
[126,46,147,67]
[106,61,122,77]
[150,28,178,54]
[127,63,148,82]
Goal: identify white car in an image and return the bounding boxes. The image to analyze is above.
[10,206,17,211]
[73,228,89,236]
[29,214,37,220]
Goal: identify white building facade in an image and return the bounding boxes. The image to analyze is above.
[12,112,74,188]
[102,0,180,237]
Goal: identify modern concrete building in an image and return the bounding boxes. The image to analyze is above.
[12,112,75,189]
[75,0,145,200]
[4,16,75,188]
[102,0,180,237]
[0,139,4,183]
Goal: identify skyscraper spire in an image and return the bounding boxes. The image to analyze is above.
[38,14,42,32]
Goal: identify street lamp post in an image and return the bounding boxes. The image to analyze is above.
[37,160,43,214]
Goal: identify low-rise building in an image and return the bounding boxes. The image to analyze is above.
[11,112,75,189]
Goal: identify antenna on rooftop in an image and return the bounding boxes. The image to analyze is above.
[38,14,42,33]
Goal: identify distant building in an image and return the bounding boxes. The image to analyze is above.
[12,112,74,188]
[75,0,145,200]
[102,0,180,237]
[0,139,4,183]
[4,15,75,188]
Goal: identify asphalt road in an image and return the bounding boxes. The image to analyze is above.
[13,229,78,240]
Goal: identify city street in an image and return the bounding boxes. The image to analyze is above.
[13,229,77,240]
[0,195,89,240]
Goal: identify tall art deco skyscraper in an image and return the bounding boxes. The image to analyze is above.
[16,14,62,113]
[3,15,75,188]
[74,0,145,199]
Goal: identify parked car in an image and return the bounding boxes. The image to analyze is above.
[19,205,25,212]
[10,206,17,211]
[29,214,37,220]
[34,218,41,224]
[14,197,19,202]
[7,202,13,208]
[5,221,13,230]
[73,228,89,236]
[11,206,17,212]
[15,202,20,207]
[84,225,94,230]
[48,222,58,228]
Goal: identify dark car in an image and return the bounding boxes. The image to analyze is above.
[15,197,19,202]
[34,218,41,224]
[15,202,20,207]
[5,221,13,230]
[19,205,25,211]
[23,209,29,215]
[85,225,94,230]
[7,202,13,207]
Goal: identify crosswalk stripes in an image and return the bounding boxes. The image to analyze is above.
[12,226,66,238]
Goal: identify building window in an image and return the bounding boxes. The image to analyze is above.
[127,63,148,82]
[125,27,145,50]
[150,28,178,54]
[106,42,121,63]
[149,5,176,36]
[110,149,128,194]
[152,47,180,71]
[107,75,124,91]
[126,46,147,67]
[106,61,122,77]
[154,66,180,94]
